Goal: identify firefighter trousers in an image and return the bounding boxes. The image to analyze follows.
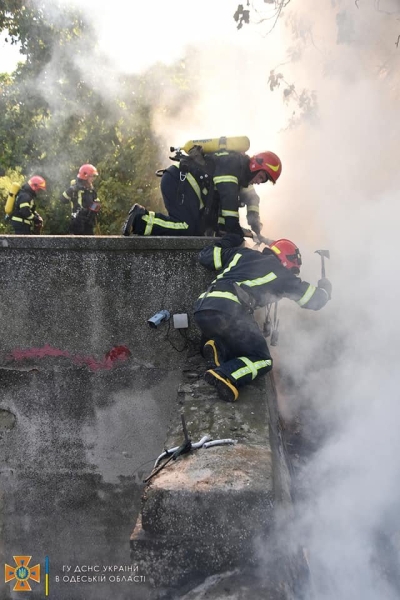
[194,308,273,388]
[11,222,32,234]
[133,166,204,236]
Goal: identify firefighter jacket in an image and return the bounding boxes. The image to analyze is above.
[184,150,256,235]
[60,178,98,213]
[239,185,261,234]
[11,184,38,228]
[207,151,254,235]
[194,234,330,316]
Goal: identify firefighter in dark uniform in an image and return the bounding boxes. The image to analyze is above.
[60,164,100,235]
[121,150,281,238]
[211,150,281,237]
[194,233,332,403]
[10,176,46,234]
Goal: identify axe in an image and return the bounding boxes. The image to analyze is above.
[314,249,330,278]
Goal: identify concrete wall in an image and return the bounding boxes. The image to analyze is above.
[0,235,213,367]
[0,235,295,600]
[0,235,214,600]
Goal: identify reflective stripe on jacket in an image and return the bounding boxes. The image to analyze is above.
[194,238,329,314]
[11,184,36,226]
[61,181,98,212]
[183,151,252,234]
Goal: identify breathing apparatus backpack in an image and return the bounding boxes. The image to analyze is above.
[168,135,249,172]
[154,136,251,235]
[175,137,251,235]
[5,182,21,216]
[174,136,250,155]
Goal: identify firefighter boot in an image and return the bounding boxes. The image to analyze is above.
[204,369,239,403]
[202,339,223,369]
[121,204,146,236]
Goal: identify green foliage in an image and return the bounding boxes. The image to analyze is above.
[0,4,193,234]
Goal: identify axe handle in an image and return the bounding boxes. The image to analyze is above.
[321,257,326,278]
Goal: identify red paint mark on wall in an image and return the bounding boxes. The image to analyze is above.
[7,344,131,372]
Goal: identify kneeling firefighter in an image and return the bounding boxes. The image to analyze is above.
[194,233,332,403]
[121,136,282,238]
[60,164,101,235]
[10,176,46,235]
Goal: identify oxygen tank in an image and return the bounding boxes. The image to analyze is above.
[5,182,21,215]
[178,136,250,154]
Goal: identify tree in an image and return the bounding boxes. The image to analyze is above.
[233,1,291,33]
[0,3,193,234]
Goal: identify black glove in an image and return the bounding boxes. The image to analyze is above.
[318,277,332,299]
[215,233,244,249]
[241,227,254,238]
[33,213,43,224]
[246,211,262,235]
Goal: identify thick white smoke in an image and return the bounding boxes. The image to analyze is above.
[263,3,400,598]
[3,0,400,596]
[47,0,400,595]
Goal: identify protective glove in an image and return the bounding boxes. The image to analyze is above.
[33,213,43,225]
[241,227,254,238]
[215,233,244,249]
[318,277,332,299]
[246,211,262,235]
[257,234,273,245]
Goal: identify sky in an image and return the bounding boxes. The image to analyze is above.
[2,0,400,597]
[0,31,23,72]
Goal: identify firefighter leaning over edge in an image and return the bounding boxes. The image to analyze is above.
[10,176,46,235]
[194,233,332,403]
[121,149,282,238]
[60,164,101,235]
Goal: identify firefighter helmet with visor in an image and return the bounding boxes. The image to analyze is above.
[77,164,98,180]
[28,176,46,191]
[249,151,282,184]
[267,238,302,274]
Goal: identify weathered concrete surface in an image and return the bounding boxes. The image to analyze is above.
[130,351,293,598]
[0,235,215,599]
[0,235,295,600]
[0,361,181,600]
[0,235,214,367]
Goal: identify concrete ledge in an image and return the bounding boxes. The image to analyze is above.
[0,234,216,251]
[0,234,295,597]
[131,514,262,590]
[141,445,273,538]
[130,352,292,591]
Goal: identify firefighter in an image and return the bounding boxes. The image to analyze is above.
[61,164,101,235]
[10,176,46,235]
[194,233,332,403]
[121,150,281,238]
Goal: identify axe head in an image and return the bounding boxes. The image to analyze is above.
[315,249,330,260]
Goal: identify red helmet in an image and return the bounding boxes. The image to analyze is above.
[77,164,98,180]
[249,151,282,183]
[28,176,46,191]
[268,239,302,273]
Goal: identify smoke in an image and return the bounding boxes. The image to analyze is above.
[20,0,291,153]
[42,0,400,595]
[4,0,400,595]
[260,2,400,598]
